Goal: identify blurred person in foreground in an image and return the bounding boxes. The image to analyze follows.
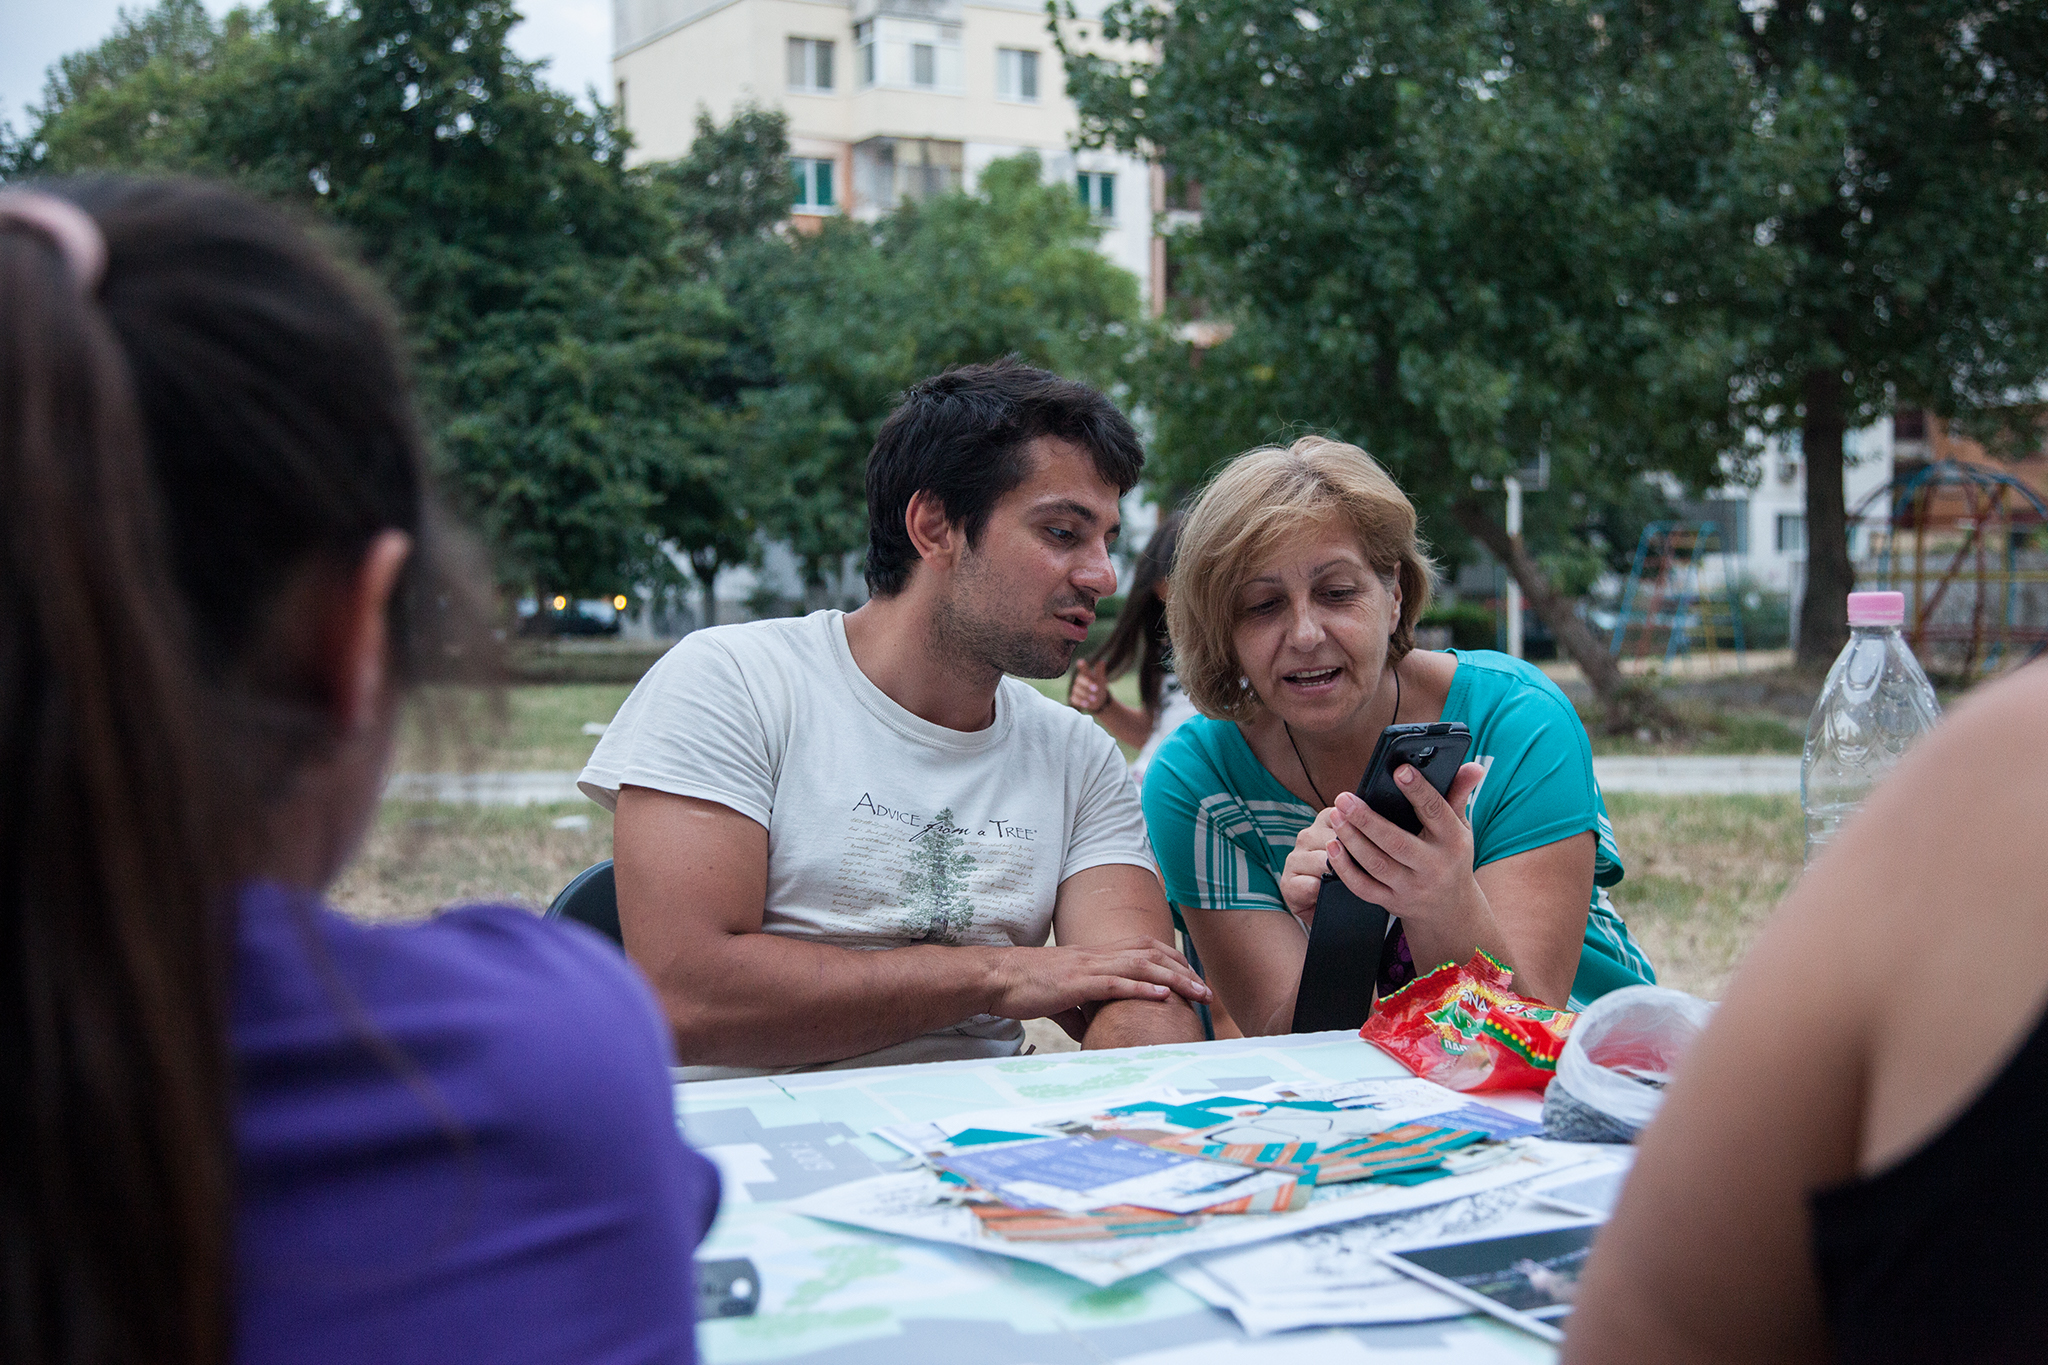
[1066,510,1200,789]
[1141,437,1654,1033]
[1567,658,2048,1363]
[581,361,1208,1078]
[0,181,716,1365]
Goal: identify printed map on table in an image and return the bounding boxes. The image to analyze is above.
[786,1075,1595,1287]
[677,1043,1397,1208]
[676,1040,1566,1365]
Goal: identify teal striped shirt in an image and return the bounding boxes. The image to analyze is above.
[1141,649,1654,1008]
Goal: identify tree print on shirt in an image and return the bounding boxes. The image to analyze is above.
[902,808,977,943]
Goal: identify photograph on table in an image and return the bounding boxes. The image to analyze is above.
[1377,1223,1602,1342]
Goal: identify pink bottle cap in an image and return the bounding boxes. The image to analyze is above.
[1847,591,1905,627]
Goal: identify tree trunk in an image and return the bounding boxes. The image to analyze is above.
[1451,496,1679,734]
[689,549,720,631]
[1796,366,1852,672]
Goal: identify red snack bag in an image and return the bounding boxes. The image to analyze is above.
[1358,950,1575,1092]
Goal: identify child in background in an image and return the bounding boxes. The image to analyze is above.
[1067,511,1199,788]
[1068,512,1237,1036]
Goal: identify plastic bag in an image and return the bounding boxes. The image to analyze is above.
[1358,951,1575,1093]
[1541,985,1715,1143]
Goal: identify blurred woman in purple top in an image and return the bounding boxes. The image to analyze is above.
[0,179,718,1365]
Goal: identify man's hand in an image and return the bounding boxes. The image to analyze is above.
[986,935,1210,1021]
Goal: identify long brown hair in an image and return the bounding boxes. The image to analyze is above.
[0,179,479,1365]
[1084,511,1184,716]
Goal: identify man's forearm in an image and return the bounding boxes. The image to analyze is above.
[659,934,1000,1068]
[1080,994,1205,1050]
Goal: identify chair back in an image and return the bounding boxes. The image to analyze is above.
[547,859,621,947]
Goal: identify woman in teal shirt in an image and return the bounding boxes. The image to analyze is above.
[1142,437,1653,1033]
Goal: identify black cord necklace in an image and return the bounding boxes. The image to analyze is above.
[1285,667,1400,809]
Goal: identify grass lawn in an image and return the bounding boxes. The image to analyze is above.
[1603,793,1803,999]
[393,672,1816,774]
[329,791,1803,1001]
[394,683,635,773]
[330,802,615,923]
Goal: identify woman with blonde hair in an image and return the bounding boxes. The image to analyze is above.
[1140,437,1653,1033]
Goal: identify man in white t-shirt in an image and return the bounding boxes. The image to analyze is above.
[580,361,1209,1077]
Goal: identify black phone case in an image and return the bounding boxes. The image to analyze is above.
[1290,722,1471,1033]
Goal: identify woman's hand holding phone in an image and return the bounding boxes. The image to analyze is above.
[1282,761,1492,941]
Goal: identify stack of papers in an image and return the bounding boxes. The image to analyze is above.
[790,1075,1610,1287]
[1171,1153,1634,1336]
[936,1135,1298,1215]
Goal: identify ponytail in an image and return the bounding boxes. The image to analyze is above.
[0,201,231,1363]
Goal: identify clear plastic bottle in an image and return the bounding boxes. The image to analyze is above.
[1801,591,1942,862]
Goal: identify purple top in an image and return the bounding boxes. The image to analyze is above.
[232,883,719,1365]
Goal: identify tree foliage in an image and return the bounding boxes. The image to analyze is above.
[1605,2,2048,667]
[731,151,1146,586]
[11,3,1148,613]
[1064,0,1833,712]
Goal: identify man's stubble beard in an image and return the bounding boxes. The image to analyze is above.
[928,549,1083,681]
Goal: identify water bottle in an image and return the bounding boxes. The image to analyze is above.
[1801,591,1941,862]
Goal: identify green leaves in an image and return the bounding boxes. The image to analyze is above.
[731,151,1147,585]
[1069,0,1823,518]
[13,3,1144,606]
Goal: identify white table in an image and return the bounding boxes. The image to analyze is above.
[677,1031,1561,1365]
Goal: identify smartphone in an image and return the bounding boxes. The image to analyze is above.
[1355,722,1473,835]
[1291,722,1472,1033]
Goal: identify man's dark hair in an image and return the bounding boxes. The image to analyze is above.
[864,359,1145,596]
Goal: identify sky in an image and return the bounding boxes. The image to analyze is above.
[0,0,613,127]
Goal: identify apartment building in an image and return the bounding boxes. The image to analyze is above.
[611,0,1159,304]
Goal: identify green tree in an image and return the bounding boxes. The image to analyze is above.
[8,0,776,605]
[1597,3,2048,669]
[733,152,1148,588]
[1065,0,1833,720]
[643,109,796,623]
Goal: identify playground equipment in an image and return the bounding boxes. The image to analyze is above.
[1857,459,2048,678]
[1609,520,1748,668]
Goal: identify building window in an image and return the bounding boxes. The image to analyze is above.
[998,48,1039,101]
[1077,171,1116,219]
[855,20,960,92]
[853,137,963,209]
[1705,497,1749,555]
[787,37,834,92]
[1776,513,1807,555]
[791,157,836,213]
[1775,431,1802,485]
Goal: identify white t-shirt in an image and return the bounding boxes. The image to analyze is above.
[578,610,1159,1078]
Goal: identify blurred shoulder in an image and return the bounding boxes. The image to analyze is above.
[239,889,670,1071]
